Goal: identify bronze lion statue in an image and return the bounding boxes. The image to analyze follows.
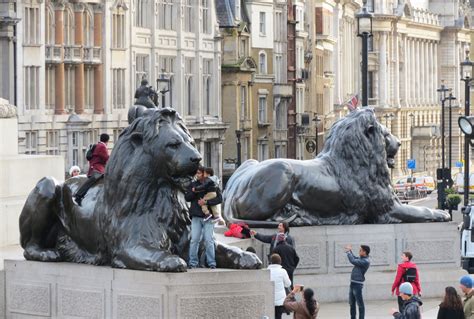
[20,108,261,272]
[223,108,450,226]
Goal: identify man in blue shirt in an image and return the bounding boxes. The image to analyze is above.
[345,244,371,319]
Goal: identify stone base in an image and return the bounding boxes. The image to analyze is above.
[4,260,274,319]
[249,222,465,302]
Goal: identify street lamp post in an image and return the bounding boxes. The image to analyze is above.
[437,83,449,210]
[312,114,321,155]
[156,73,170,108]
[356,0,373,107]
[409,113,415,180]
[446,93,456,183]
[460,51,474,206]
[235,130,242,168]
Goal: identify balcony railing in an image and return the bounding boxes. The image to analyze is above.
[45,44,62,63]
[83,47,102,64]
[64,45,82,63]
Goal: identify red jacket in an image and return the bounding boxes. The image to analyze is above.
[224,223,244,238]
[391,261,422,296]
[88,142,109,176]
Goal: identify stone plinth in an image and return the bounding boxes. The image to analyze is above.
[250,222,465,302]
[4,260,274,319]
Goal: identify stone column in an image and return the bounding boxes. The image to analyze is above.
[74,6,84,114]
[410,38,415,105]
[93,6,104,114]
[416,40,421,105]
[433,42,438,103]
[379,32,387,106]
[420,41,425,105]
[395,33,400,107]
[54,5,65,115]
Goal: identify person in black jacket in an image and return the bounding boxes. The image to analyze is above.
[272,233,299,289]
[437,286,465,319]
[185,167,222,269]
[250,222,295,259]
[391,282,422,319]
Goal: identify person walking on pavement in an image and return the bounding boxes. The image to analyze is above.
[391,282,422,319]
[437,286,465,319]
[391,251,422,312]
[272,233,299,289]
[460,275,474,319]
[345,244,370,319]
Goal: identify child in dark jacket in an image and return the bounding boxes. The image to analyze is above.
[192,168,222,223]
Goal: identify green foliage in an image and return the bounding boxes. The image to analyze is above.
[445,187,457,195]
[446,193,462,207]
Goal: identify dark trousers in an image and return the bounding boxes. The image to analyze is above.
[74,172,103,201]
[349,282,365,319]
[397,296,404,312]
[275,306,285,319]
[286,269,294,290]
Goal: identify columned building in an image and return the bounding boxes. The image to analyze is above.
[5,0,226,177]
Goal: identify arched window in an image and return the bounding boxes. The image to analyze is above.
[202,59,212,115]
[45,6,54,45]
[259,52,266,74]
[83,9,93,47]
[64,7,74,45]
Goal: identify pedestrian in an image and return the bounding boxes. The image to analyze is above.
[268,253,291,319]
[185,166,222,269]
[345,244,371,319]
[74,133,110,206]
[391,251,422,312]
[272,233,300,288]
[460,275,474,319]
[390,282,422,319]
[284,285,319,319]
[436,286,464,319]
[250,222,295,259]
[69,165,81,178]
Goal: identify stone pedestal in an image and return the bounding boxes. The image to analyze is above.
[4,260,274,319]
[250,222,465,302]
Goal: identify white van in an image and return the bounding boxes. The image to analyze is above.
[455,173,474,194]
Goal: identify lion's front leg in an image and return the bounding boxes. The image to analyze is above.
[112,246,187,272]
[386,203,451,223]
[215,242,262,269]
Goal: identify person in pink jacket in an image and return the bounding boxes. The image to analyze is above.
[391,251,422,312]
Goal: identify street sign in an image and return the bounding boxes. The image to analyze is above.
[305,139,316,153]
[456,161,464,168]
[407,159,416,170]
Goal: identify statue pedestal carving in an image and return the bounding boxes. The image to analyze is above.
[250,222,465,302]
[3,260,273,318]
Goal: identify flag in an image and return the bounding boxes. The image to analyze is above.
[345,94,359,111]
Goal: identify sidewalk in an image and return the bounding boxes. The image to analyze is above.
[282,298,441,319]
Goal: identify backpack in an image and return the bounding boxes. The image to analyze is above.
[403,267,417,283]
[86,144,96,161]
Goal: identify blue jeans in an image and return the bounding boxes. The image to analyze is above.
[188,217,216,267]
[349,282,365,319]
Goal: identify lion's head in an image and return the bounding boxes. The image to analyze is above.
[320,108,399,221]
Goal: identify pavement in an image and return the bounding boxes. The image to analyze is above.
[282,298,441,319]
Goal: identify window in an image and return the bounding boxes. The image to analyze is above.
[45,6,54,45]
[296,87,304,114]
[112,12,125,48]
[185,58,193,115]
[46,130,59,155]
[71,131,79,165]
[64,8,74,45]
[135,54,149,89]
[235,0,241,20]
[258,96,267,123]
[65,66,75,111]
[368,71,374,99]
[134,0,150,28]
[259,12,266,35]
[259,52,267,74]
[83,11,93,47]
[204,142,212,167]
[45,66,55,110]
[159,56,175,107]
[296,6,304,31]
[85,67,94,110]
[201,0,209,34]
[112,68,126,109]
[275,144,287,158]
[366,0,374,12]
[24,66,40,110]
[203,59,212,115]
[275,101,287,129]
[158,0,175,30]
[258,142,268,161]
[23,6,40,45]
[368,37,373,52]
[275,11,282,41]
[25,131,38,154]
[240,86,247,120]
[275,54,282,83]
[184,0,193,32]
[239,37,248,58]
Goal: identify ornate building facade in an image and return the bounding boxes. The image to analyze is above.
[2,0,226,177]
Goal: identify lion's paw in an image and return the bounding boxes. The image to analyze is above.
[158,255,187,272]
[238,251,262,270]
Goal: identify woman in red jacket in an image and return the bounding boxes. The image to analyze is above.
[391,251,422,312]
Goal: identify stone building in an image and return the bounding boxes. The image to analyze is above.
[2,0,226,177]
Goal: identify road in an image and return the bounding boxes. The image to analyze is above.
[405,190,463,223]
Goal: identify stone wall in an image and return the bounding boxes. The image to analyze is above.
[4,261,273,319]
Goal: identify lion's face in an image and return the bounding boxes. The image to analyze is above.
[382,125,401,168]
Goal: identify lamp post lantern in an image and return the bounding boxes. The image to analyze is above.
[156,73,170,108]
[460,50,474,206]
[312,114,321,155]
[356,0,373,107]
